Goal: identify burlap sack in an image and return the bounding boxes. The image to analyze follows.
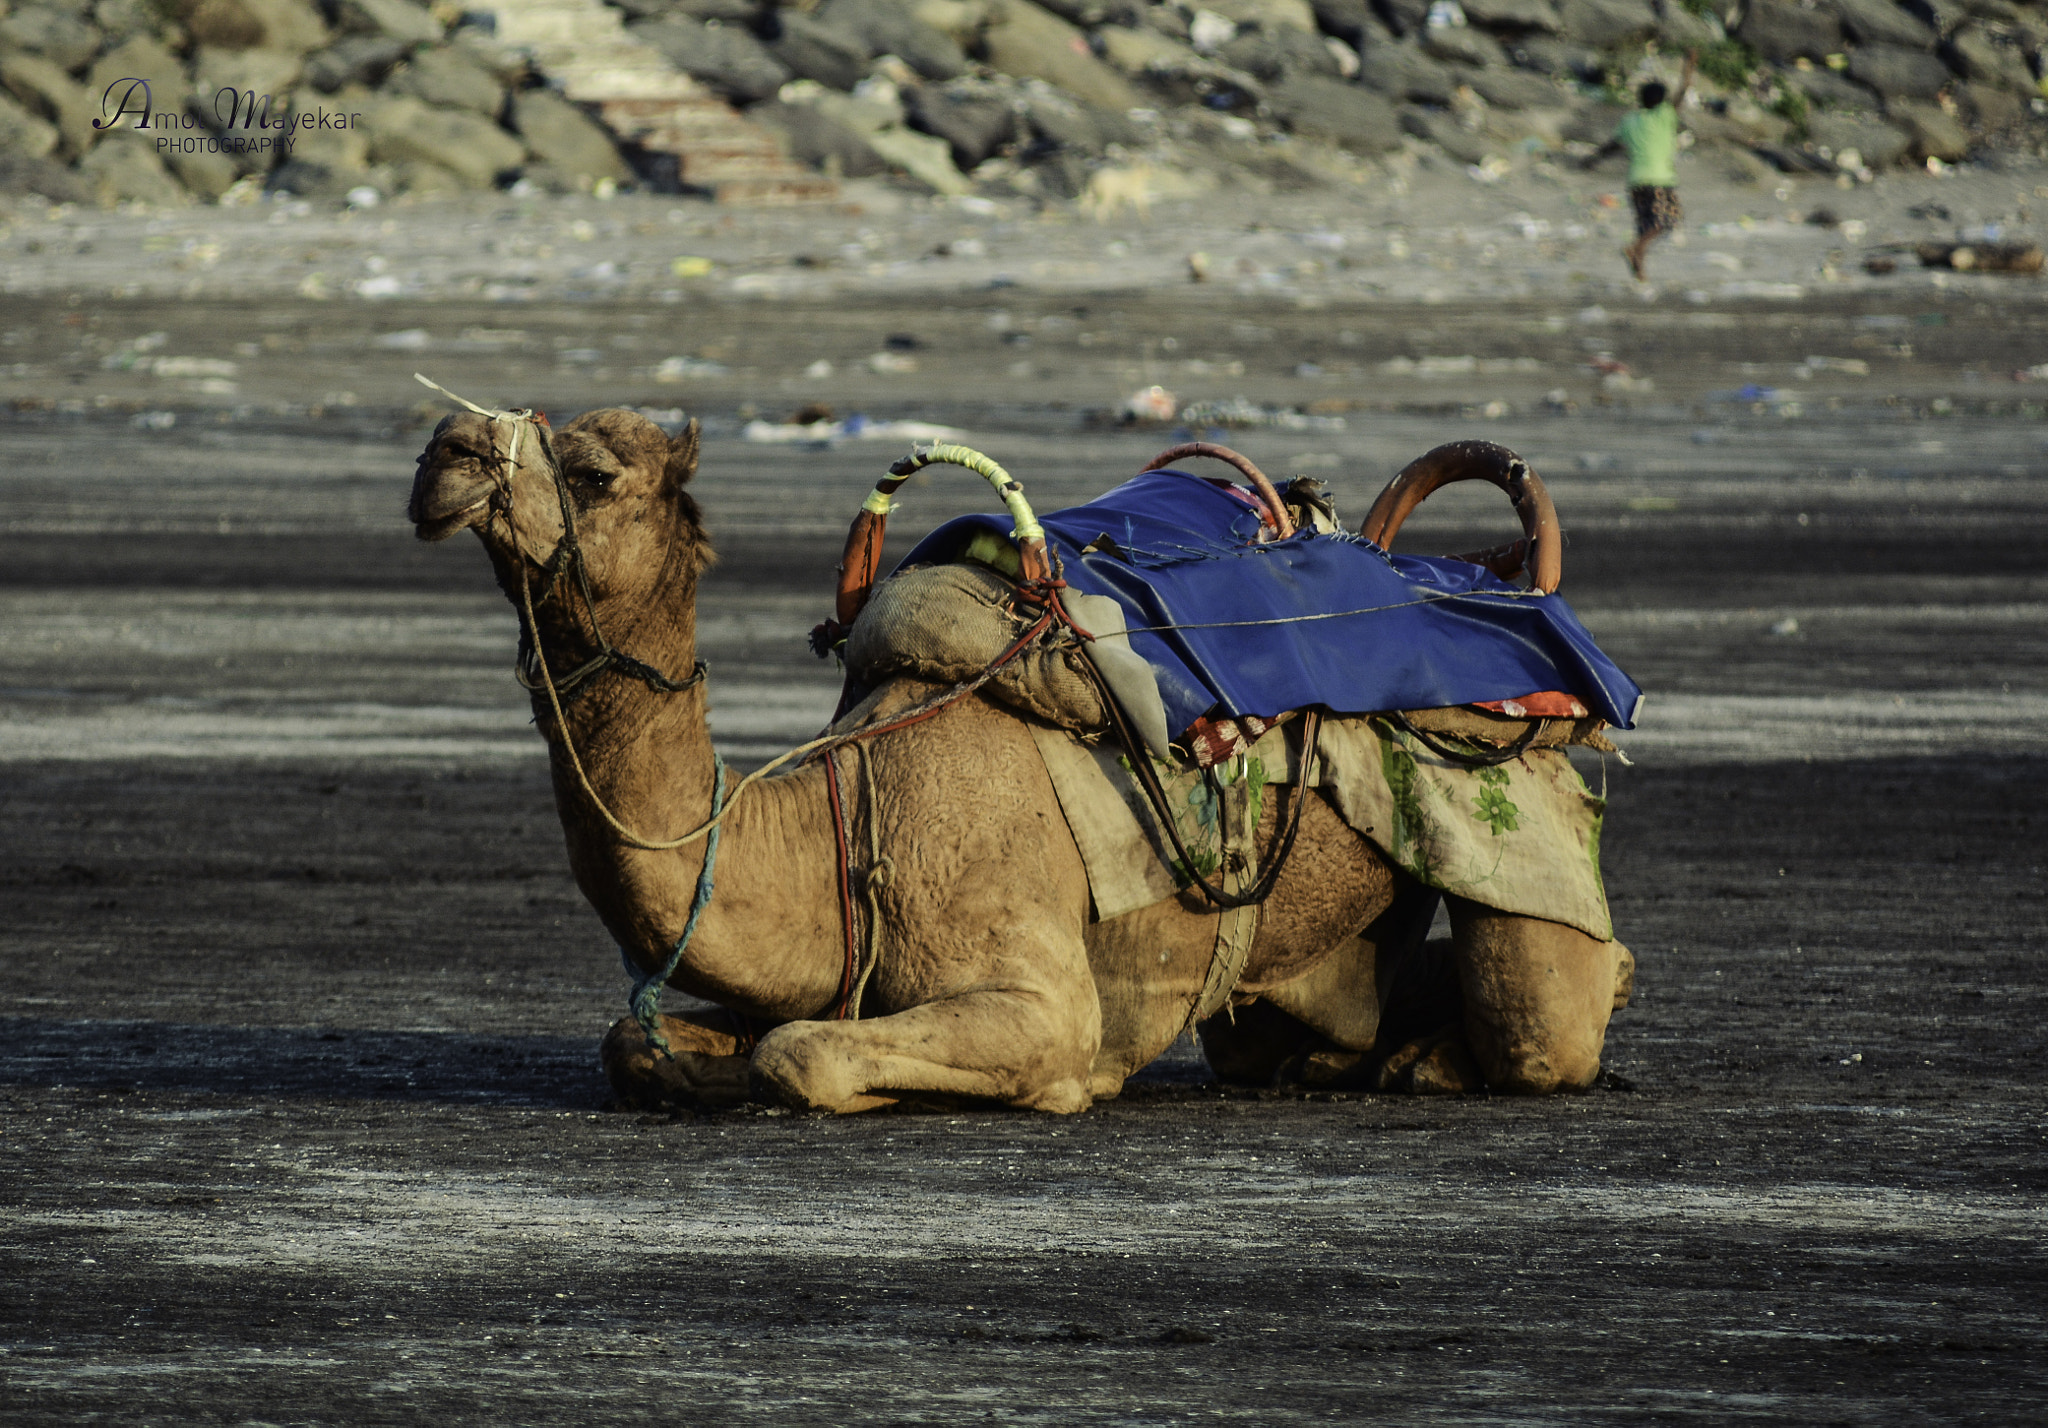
[844,562,1109,730]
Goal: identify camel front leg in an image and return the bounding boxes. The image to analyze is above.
[750,986,1102,1115]
[1446,895,1632,1094]
[601,1006,756,1110]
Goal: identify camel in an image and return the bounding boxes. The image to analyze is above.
[406,401,1634,1114]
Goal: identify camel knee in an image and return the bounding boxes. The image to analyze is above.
[749,1022,869,1113]
[1474,1031,1603,1094]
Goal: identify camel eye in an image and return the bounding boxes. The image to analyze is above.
[573,465,615,491]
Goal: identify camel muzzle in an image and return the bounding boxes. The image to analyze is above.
[407,457,497,542]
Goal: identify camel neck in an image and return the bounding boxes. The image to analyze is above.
[531,586,847,1021]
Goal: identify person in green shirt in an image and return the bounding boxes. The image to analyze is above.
[1586,51,1696,281]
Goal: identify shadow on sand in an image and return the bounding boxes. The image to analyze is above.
[0,1016,606,1109]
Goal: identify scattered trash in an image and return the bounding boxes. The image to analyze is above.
[355,275,403,298]
[1690,429,1723,444]
[867,351,919,373]
[1187,252,1211,283]
[345,185,381,210]
[1734,384,1779,402]
[374,328,431,350]
[130,410,175,430]
[2013,364,2048,382]
[1381,356,1541,376]
[805,359,833,379]
[741,413,965,445]
[1719,281,1806,300]
[670,256,714,278]
[148,357,237,378]
[1426,0,1466,26]
[1123,386,1177,422]
[1770,617,1800,636]
[1174,398,1344,431]
[1467,156,1511,183]
[1704,251,1742,272]
[1915,242,2044,274]
[1864,257,1898,275]
[654,356,730,382]
[1796,356,1869,377]
[1577,453,1613,471]
[1295,362,1325,378]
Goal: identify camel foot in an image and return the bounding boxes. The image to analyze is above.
[600,1014,753,1112]
[1371,1024,1486,1095]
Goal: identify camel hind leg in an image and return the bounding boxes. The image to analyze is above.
[1443,896,1630,1094]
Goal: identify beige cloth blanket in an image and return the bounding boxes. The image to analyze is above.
[1029,713,1612,942]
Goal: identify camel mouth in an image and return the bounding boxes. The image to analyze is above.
[408,460,498,542]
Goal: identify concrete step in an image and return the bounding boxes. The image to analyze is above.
[465,0,839,205]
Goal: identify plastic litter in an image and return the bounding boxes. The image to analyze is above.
[741,415,966,445]
[1123,386,1177,422]
[654,356,731,381]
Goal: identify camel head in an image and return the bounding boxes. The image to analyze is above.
[408,407,712,617]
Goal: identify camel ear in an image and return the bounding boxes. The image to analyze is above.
[665,419,700,488]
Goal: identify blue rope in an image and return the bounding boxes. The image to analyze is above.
[621,754,727,1057]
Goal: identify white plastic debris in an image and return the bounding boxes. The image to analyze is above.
[741,416,965,445]
[1124,385,1177,422]
[374,328,430,350]
[653,356,731,382]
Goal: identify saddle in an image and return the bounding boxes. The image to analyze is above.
[822,440,1639,771]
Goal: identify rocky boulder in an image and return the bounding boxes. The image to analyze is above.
[1459,0,1563,32]
[1789,63,1878,109]
[906,77,1025,167]
[1740,1,1843,63]
[749,96,892,176]
[1266,71,1402,151]
[302,34,412,91]
[1358,40,1456,101]
[0,89,61,161]
[1554,0,1657,47]
[1466,63,1562,107]
[361,91,524,185]
[78,128,192,204]
[815,0,970,79]
[0,7,104,72]
[1307,0,1384,45]
[1832,0,1936,49]
[1400,103,1491,160]
[1220,23,1346,78]
[328,0,443,45]
[764,9,871,90]
[1422,19,1508,65]
[88,36,192,116]
[1888,97,1971,157]
[630,15,792,102]
[509,87,633,183]
[1806,108,1911,162]
[1848,41,1954,98]
[1,52,101,159]
[385,45,506,115]
[977,0,1143,112]
[1945,26,2036,90]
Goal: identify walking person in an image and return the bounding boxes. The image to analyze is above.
[1585,51,1696,281]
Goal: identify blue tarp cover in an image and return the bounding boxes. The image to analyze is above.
[896,468,1642,735]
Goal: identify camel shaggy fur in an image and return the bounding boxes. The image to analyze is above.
[407,406,1632,1113]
